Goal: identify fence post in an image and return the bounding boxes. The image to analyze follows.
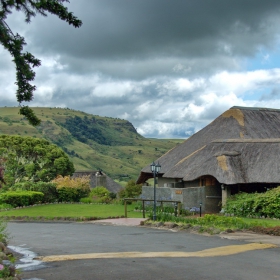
[124,200,127,218]
[142,199,145,218]
[174,203,178,217]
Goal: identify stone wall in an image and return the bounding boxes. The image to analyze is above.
[182,187,205,211]
[142,185,222,213]
[142,186,172,200]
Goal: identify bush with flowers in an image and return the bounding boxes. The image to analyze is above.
[52,175,90,202]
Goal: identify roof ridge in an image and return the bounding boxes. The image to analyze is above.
[231,106,280,112]
[212,138,280,143]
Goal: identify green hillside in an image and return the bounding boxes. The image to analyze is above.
[0,107,183,179]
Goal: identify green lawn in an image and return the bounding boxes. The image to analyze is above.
[240,217,280,227]
[0,203,144,219]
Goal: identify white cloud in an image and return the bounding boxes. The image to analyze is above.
[91,81,135,98]
[218,70,274,97]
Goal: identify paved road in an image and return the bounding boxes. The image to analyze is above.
[7,222,280,280]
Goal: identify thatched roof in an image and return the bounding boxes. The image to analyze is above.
[137,106,280,184]
[73,171,123,193]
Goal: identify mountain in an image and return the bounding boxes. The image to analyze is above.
[0,107,182,179]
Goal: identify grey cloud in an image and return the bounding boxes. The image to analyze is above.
[5,0,279,81]
[22,0,280,59]
[260,88,280,101]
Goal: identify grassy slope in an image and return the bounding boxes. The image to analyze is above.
[0,107,183,179]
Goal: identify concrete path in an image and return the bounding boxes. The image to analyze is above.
[89,217,147,226]
[220,231,280,246]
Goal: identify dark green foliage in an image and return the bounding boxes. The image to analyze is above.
[91,186,110,197]
[57,187,89,202]
[11,182,58,203]
[224,186,280,218]
[87,186,111,204]
[151,213,251,231]
[0,191,44,207]
[109,192,117,199]
[0,0,82,125]
[80,197,92,204]
[80,187,117,204]
[20,106,41,126]
[62,116,109,145]
[0,135,75,185]
[118,180,142,199]
[60,115,140,146]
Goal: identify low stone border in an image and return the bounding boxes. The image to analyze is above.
[142,220,237,235]
[142,220,280,237]
[1,215,126,223]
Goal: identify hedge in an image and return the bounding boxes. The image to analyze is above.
[0,191,44,207]
[11,182,58,203]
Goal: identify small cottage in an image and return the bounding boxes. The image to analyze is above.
[73,170,123,193]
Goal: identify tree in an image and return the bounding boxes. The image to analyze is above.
[0,165,5,187]
[0,1,82,125]
[0,135,75,185]
[118,179,142,199]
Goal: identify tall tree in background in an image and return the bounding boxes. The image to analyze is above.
[0,0,82,125]
[0,135,75,185]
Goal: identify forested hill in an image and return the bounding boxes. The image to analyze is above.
[0,107,182,179]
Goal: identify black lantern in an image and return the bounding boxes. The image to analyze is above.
[150,161,161,221]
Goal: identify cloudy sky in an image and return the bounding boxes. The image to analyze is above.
[1,0,280,138]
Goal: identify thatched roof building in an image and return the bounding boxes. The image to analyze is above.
[73,171,123,193]
[137,106,280,212]
[137,106,280,185]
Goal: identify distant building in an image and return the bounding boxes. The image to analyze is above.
[73,170,123,194]
[137,106,280,213]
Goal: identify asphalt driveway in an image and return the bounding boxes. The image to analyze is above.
[7,221,280,280]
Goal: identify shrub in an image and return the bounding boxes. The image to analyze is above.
[224,186,280,219]
[152,213,252,231]
[118,180,142,199]
[52,175,90,202]
[0,203,13,210]
[80,197,92,204]
[0,220,8,244]
[79,187,117,204]
[11,182,58,203]
[88,186,113,204]
[91,186,110,197]
[0,191,44,207]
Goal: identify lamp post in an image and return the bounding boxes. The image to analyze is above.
[150,161,161,221]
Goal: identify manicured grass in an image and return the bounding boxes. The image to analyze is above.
[0,203,144,219]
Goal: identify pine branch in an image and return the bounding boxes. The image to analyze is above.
[0,0,82,126]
